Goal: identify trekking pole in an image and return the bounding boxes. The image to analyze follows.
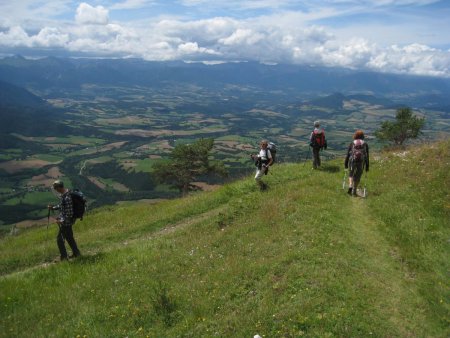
[342,170,347,190]
[47,208,50,229]
[303,146,311,167]
[363,172,368,198]
[46,207,54,257]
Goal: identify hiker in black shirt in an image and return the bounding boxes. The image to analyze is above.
[309,121,327,169]
[48,180,81,260]
[345,130,369,196]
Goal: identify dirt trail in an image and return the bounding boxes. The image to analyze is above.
[346,198,425,335]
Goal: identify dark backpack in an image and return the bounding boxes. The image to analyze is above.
[351,139,366,163]
[267,142,277,165]
[311,130,326,148]
[70,189,87,220]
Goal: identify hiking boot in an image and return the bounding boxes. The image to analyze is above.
[69,253,81,259]
[260,183,268,191]
[352,188,357,197]
[347,187,353,195]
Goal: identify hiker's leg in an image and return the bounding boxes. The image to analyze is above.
[312,148,320,168]
[348,165,354,191]
[347,176,353,194]
[255,169,267,190]
[352,180,359,195]
[352,163,363,195]
[61,224,80,257]
[56,227,68,259]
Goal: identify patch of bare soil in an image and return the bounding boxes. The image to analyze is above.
[0,159,53,174]
[29,167,63,187]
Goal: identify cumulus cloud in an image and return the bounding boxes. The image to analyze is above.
[177,42,219,56]
[367,43,450,77]
[75,3,109,25]
[219,28,265,46]
[0,26,31,48]
[0,2,449,77]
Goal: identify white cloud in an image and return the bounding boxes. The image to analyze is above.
[366,0,440,6]
[0,26,32,48]
[177,42,220,56]
[367,43,450,77]
[180,0,307,10]
[0,1,449,77]
[75,3,109,25]
[219,28,265,46]
[110,0,156,10]
[33,27,69,47]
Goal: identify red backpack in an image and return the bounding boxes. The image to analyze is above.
[312,129,325,148]
[351,139,366,162]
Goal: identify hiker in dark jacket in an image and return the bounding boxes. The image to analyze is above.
[48,180,81,260]
[309,121,327,169]
[345,130,369,196]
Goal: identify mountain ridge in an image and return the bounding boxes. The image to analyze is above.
[0,141,448,337]
[1,56,450,98]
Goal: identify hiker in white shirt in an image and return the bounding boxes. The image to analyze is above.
[252,140,273,191]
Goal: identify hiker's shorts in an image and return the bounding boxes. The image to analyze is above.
[255,166,268,181]
[255,168,264,181]
[349,160,364,182]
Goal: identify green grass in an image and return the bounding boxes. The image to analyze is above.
[33,154,63,162]
[133,158,160,172]
[3,191,54,206]
[0,141,448,337]
[0,154,15,161]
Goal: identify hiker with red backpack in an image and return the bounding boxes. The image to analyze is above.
[309,121,327,169]
[344,130,369,196]
[48,180,84,261]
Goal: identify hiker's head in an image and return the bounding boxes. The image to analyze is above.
[353,130,365,140]
[314,121,320,128]
[260,140,268,149]
[52,180,65,193]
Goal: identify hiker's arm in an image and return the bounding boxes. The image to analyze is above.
[365,144,370,171]
[344,143,351,169]
[323,134,327,150]
[265,150,273,166]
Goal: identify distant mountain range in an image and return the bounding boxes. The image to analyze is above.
[0,80,45,108]
[1,56,450,101]
[0,80,67,136]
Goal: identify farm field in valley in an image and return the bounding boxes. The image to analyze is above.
[1,83,449,229]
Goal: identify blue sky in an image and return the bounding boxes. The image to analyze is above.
[0,0,449,77]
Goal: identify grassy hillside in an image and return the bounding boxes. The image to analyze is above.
[0,141,448,337]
